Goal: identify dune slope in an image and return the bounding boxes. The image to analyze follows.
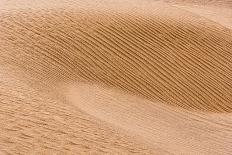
[0,0,232,154]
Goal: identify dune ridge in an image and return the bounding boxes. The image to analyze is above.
[0,0,232,154]
[65,83,232,154]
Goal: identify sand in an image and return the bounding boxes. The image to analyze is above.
[0,0,232,154]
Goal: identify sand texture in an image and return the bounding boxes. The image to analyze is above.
[0,0,232,154]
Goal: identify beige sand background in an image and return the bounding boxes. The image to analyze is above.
[0,0,232,154]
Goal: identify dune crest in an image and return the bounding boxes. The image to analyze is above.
[64,83,232,154]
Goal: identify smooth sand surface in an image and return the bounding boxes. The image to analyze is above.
[0,0,232,154]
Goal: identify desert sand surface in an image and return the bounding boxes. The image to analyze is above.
[0,0,232,154]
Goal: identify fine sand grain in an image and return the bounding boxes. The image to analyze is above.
[0,0,232,154]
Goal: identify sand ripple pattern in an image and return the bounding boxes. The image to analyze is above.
[0,0,232,154]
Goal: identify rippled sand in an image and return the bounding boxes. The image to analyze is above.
[0,0,232,154]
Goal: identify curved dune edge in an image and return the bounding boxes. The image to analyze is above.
[0,0,232,154]
[63,82,232,154]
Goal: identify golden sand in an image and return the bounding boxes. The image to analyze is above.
[0,0,232,154]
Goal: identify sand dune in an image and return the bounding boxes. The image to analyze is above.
[0,0,232,154]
